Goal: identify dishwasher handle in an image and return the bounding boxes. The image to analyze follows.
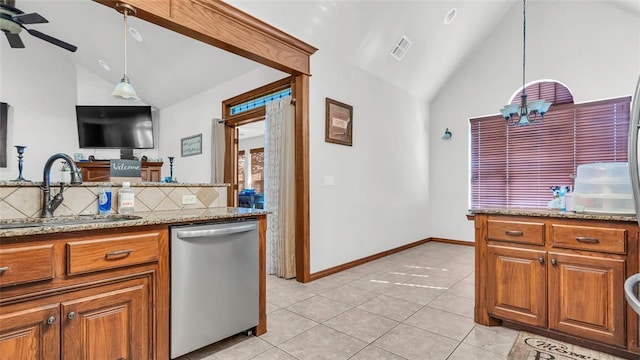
[176,223,257,239]
[624,273,640,316]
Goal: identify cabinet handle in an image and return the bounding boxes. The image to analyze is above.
[0,266,9,273]
[46,316,56,325]
[551,258,558,266]
[67,312,76,320]
[105,249,133,258]
[576,236,599,244]
[505,230,524,236]
[538,257,545,264]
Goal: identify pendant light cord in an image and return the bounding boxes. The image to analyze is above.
[522,0,526,98]
[123,10,128,76]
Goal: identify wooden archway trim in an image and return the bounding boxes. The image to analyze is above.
[93,0,315,283]
[95,0,317,75]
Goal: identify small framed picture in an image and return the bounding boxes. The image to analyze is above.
[325,98,353,146]
[181,133,202,157]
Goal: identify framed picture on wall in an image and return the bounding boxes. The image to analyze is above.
[325,98,353,146]
[181,133,202,157]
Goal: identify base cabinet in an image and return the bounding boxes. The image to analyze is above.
[0,304,59,360]
[548,252,625,347]
[0,227,168,360]
[487,245,546,327]
[0,277,151,360]
[476,214,638,355]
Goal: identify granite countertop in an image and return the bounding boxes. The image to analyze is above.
[0,207,268,238]
[469,208,637,222]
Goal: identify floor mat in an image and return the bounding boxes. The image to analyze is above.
[507,332,627,360]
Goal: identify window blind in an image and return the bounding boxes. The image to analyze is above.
[470,95,630,209]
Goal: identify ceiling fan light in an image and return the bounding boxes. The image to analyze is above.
[112,75,140,100]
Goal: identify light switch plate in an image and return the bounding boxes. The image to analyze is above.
[182,194,197,205]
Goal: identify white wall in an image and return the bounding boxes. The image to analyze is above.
[0,44,162,181]
[309,49,430,272]
[428,1,640,242]
[0,41,77,181]
[157,67,284,183]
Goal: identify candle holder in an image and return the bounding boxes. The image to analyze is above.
[168,157,175,182]
[13,145,30,182]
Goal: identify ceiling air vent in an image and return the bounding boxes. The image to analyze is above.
[390,35,412,61]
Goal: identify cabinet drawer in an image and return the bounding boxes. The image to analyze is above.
[487,220,544,245]
[0,244,54,287]
[66,232,160,275]
[550,224,626,254]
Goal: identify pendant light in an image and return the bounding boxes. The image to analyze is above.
[499,0,551,126]
[111,3,140,100]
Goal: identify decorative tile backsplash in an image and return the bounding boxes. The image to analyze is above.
[0,182,229,219]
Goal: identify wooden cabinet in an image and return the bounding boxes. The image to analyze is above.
[548,252,625,347]
[75,161,163,182]
[487,245,547,327]
[61,278,150,360]
[0,304,59,360]
[0,226,169,360]
[476,213,638,355]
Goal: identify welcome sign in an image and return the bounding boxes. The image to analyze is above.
[110,159,142,178]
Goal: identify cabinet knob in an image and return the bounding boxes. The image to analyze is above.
[551,258,557,266]
[67,312,76,320]
[538,257,545,264]
[46,316,56,325]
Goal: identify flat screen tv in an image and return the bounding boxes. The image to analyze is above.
[76,105,154,149]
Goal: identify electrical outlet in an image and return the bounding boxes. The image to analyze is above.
[182,194,197,205]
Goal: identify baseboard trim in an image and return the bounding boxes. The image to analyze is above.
[429,237,474,247]
[308,237,472,281]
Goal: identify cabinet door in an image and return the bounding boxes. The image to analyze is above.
[548,252,625,347]
[0,303,59,360]
[148,167,162,182]
[61,278,150,360]
[487,245,547,327]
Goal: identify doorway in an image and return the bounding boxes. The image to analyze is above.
[223,77,298,279]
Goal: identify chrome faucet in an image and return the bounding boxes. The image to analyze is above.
[41,153,83,218]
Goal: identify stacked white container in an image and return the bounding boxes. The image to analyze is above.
[572,162,634,214]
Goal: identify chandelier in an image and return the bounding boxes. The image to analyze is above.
[499,0,551,126]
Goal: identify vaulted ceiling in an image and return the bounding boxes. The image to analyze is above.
[3,0,639,109]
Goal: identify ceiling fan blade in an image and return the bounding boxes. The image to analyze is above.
[13,12,48,25]
[26,28,77,52]
[4,31,24,48]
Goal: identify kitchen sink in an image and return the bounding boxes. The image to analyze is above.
[0,215,142,230]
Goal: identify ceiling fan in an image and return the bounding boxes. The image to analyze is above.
[0,2,77,52]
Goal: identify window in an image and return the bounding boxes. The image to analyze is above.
[238,150,246,193]
[250,148,264,194]
[470,81,630,209]
[230,88,291,115]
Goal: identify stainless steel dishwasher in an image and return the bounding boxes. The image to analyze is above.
[170,219,259,359]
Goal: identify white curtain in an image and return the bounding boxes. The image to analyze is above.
[265,96,296,278]
[211,119,225,183]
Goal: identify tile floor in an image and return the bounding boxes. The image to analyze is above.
[173,242,612,359]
